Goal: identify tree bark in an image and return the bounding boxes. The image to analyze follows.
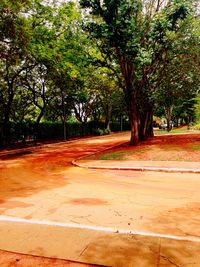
[165,106,173,132]
[139,102,154,140]
[2,82,14,145]
[35,107,45,140]
[128,95,139,145]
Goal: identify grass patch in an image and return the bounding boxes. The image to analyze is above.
[191,145,200,151]
[192,123,200,131]
[99,148,146,160]
[149,156,187,161]
[154,127,193,135]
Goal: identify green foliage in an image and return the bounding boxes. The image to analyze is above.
[191,144,200,150]
[192,123,200,131]
[152,6,200,128]
[0,0,199,146]
[3,120,130,144]
[94,128,111,136]
[194,94,200,122]
[155,127,194,135]
[80,0,199,144]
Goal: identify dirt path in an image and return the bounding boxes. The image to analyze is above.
[0,132,200,266]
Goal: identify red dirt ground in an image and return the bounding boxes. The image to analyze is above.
[1,132,200,266]
[0,250,101,267]
[95,134,200,162]
[0,133,128,266]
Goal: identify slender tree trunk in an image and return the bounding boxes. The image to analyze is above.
[2,119,11,145]
[61,89,68,140]
[165,106,173,132]
[81,121,85,136]
[35,108,45,140]
[63,119,67,140]
[2,87,14,145]
[120,115,123,132]
[3,111,11,145]
[63,111,68,140]
[105,116,111,131]
[146,110,154,137]
[106,120,110,131]
[105,103,111,131]
[60,115,68,140]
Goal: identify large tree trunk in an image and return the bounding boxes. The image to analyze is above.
[117,52,146,145]
[117,52,140,145]
[146,111,154,137]
[128,96,139,145]
[139,103,154,140]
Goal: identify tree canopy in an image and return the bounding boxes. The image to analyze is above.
[80,0,200,144]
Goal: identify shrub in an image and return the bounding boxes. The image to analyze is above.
[94,128,111,136]
[192,123,200,130]
[104,128,111,135]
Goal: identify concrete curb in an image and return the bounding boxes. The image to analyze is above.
[73,163,200,173]
[72,134,200,174]
[71,141,127,168]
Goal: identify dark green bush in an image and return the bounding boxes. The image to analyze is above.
[94,128,111,136]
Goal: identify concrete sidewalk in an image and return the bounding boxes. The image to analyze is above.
[74,159,200,173]
[1,216,200,267]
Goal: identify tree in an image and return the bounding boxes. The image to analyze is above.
[194,93,200,123]
[28,0,91,139]
[79,66,122,130]
[152,9,200,130]
[80,0,198,145]
[0,0,32,145]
